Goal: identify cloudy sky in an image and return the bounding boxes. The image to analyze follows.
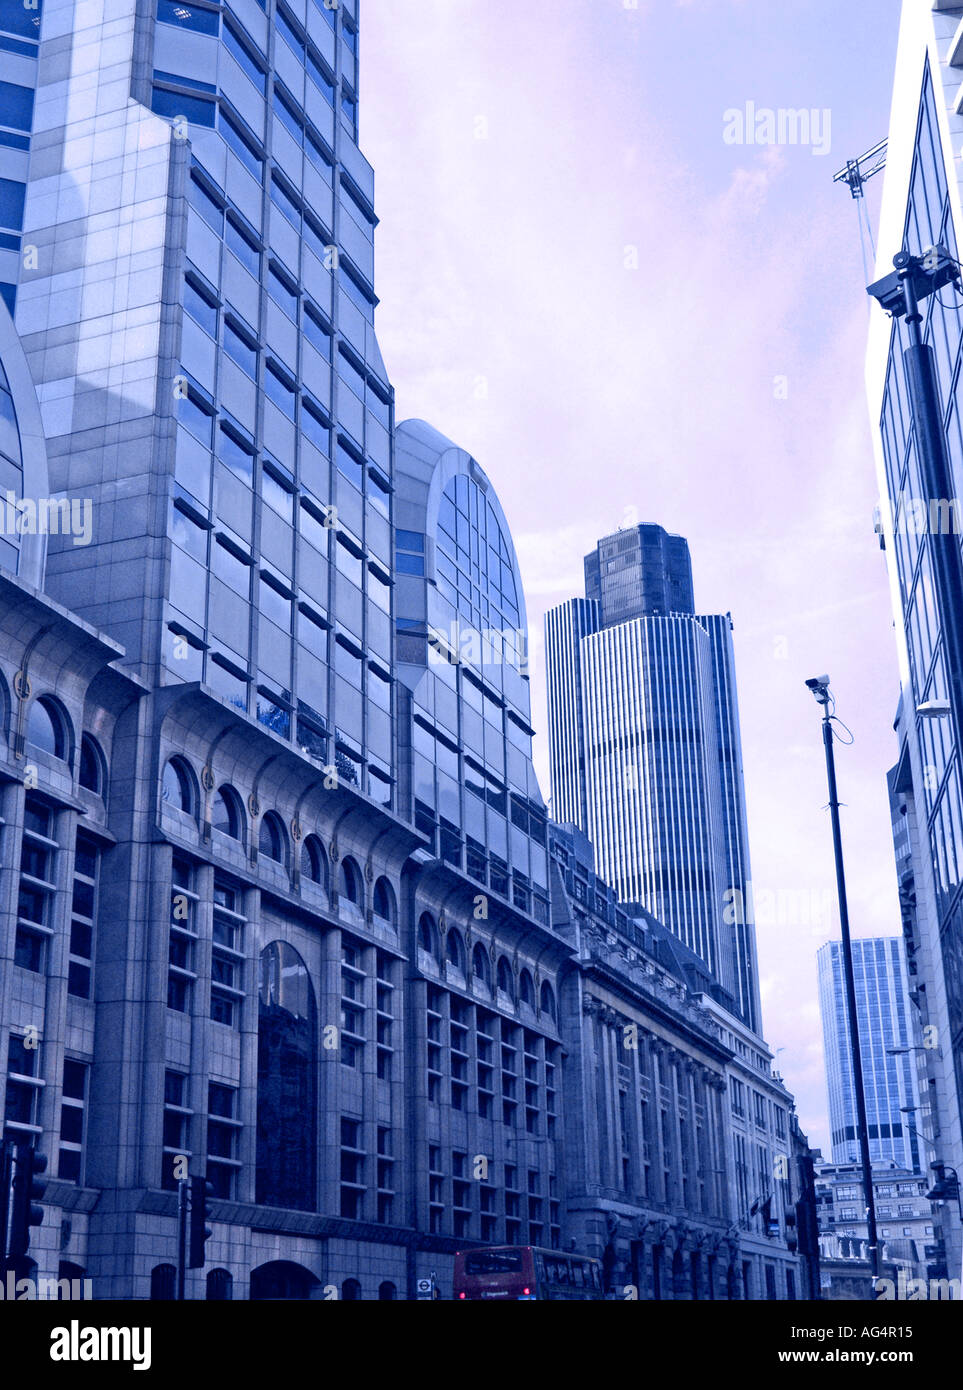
[362,0,905,1150]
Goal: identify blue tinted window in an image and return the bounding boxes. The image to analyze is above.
[336,444,363,488]
[273,89,303,143]
[178,392,214,447]
[184,279,217,336]
[305,131,333,181]
[302,401,329,452]
[269,267,298,320]
[0,0,42,39]
[0,80,34,131]
[0,130,29,150]
[226,215,259,275]
[396,530,424,553]
[397,553,425,577]
[188,176,222,232]
[151,86,216,128]
[224,321,257,379]
[157,0,218,33]
[312,0,336,27]
[217,425,254,483]
[275,6,304,56]
[270,175,301,228]
[0,177,24,230]
[219,110,263,178]
[265,364,295,418]
[307,53,335,105]
[303,306,331,358]
[223,23,266,92]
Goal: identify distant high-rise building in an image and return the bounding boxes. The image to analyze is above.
[817,937,922,1171]
[545,524,760,1032]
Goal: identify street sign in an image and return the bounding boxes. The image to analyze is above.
[416,1277,433,1300]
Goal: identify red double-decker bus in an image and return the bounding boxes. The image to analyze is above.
[453,1246,604,1301]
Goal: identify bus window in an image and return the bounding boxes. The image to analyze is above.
[464,1250,523,1275]
[572,1263,585,1288]
[557,1259,570,1286]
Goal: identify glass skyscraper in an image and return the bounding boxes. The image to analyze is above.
[817,937,922,1171]
[545,523,761,1032]
[866,0,963,1278]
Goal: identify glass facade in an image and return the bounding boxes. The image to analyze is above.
[876,60,963,1137]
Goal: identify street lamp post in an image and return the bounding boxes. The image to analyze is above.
[806,676,880,1285]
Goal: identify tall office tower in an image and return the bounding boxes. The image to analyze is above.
[0,0,573,1301]
[817,937,923,1171]
[865,0,963,1280]
[545,524,761,1032]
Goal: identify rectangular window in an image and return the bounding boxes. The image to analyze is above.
[219,109,263,179]
[15,795,56,974]
[268,266,299,320]
[152,86,216,129]
[58,1059,88,1183]
[162,1069,191,1190]
[265,362,296,418]
[273,88,303,144]
[224,319,258,379]
[184,278,218,337]
[225,214,260,277]
[270,175,301,228]
[223,22,266,92]
[168,856,197,1013]
[211,878,245,1028]
[207,1082,240,1198]
[157,0,219,33]
[303,304,331,358]
[68,833,99,1000]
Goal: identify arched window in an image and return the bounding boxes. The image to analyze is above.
[57,1261,86,1297]
[339,856,362,905]
[300,834,327,887]
[378,1281,396,1301]
[418,912,436,955]
[212,785,242,839]
[496,956,514,997]
[257,942,317,1211]
[150,1264,176,1300]
[79,734,105,793]
[373,876,395,922]
[206,1268,233,1301]
[27,697,66,759]
[472,942,490,987]
[162,757,195,814]
[540,979,556,1021]
[342,1278,362,1301]
[519,968,535,1007]
[259,811,286,864]
[446,928,465,972]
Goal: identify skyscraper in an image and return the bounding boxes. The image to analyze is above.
[545,523,761,1031]
[865,0,963,1280]
[817,937,922,1171]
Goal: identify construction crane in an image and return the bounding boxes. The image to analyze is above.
[833,139,887,199]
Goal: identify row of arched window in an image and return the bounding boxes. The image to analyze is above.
[9,688,108,794]
[163,757,398,921]
[149,1265,396,1300]
[416,912,556,1020]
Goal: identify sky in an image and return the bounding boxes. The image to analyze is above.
[361,0,905,1152]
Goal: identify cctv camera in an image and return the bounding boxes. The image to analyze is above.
[805,675,830,690]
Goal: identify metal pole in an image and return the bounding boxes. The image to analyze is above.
[176,1178,187,1301]
[821,710,881,1283]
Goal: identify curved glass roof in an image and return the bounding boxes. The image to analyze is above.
[436,474,519,635]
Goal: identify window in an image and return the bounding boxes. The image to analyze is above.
[78,734,105,794]
[68,833,99,1000]
[207,1268,233,1300]
[300,835,327,887]
[446,929,465,972]
[224,318,258,379]
[303,304,331,358]
[207,1083,240,1198]
[339,856,362,906]
[4,1032,41,1143]
[168,856,197,1013]
[540,980,556,1021]
[265,362,296,418]
[256,941,317,1210]
[268,266,298,320]
[188,175,223,233]
[273,88,303,144]
[218,109,263,178]
[225,215,260,276]
[269,174,301,228]
[162,1070,191,1190]
[395,530,425,576]
[27,697,66,759]
[497,956,513,997]
[211,878,245,1027]
[152,86,215,128]
[418,913,436,955]
[157,0,219,34]
[162,757,195,814]
[212,787,242,840]
[372,877,394,922]
[340,1116,365,1218]
[184,278,218,337]
[15,795,56,973]
[259,812,286,865]
[223,22,266,92]
[58,1060,88,1182]
[151,1265,177,1300]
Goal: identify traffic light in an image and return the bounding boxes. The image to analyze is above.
[9,1144,48,1258]
[188,1174,214,1269]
